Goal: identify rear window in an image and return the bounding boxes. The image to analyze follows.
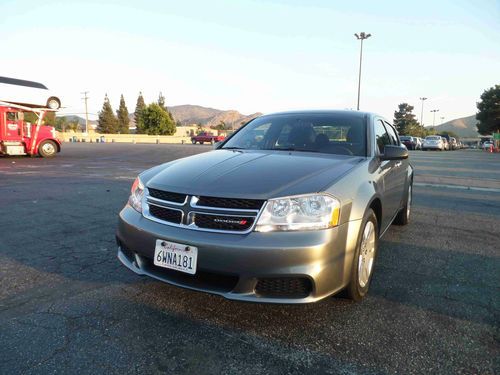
[400,136,411,141]
[426,136,441,140]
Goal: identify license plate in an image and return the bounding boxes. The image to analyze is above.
[154,240,197,275]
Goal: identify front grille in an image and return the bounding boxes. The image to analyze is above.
[194,213,254,231]
[148,188,186,204]
[197,196,264,210]
[149,205,182,224]
[255,277,312,298]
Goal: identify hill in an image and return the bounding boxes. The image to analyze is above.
[168,105,262,128]
[433,114,478,138]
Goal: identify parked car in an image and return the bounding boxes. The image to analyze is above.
[449,137,458,150]
[191,132,225,144]
[441,137,450,151]
[415,137,423,150]
[117,110,413,303]
[400,136,418,150]
[0,76,61,109]
[482,141,494,150]
[422,135,444,151]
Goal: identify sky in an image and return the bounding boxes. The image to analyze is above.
[1,0,499,125]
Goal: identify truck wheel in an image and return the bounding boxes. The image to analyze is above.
[191,139,196,144]
[46,97,61,109]
[38,140,57,157]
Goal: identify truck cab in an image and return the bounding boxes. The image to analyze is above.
[0,103,61,157]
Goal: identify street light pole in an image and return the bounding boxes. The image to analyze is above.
[355,32,372,111]
[430,109,439,127]
[81,91,89,134]
[419,97,427,125]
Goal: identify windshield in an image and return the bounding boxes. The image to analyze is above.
[222,113,367,156]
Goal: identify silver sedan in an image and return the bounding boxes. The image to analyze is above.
[116,111,413,303]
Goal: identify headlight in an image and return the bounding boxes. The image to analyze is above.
[128,177,144,213]
[255,193,340,232]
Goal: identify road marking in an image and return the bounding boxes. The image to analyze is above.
[414,182,500,193]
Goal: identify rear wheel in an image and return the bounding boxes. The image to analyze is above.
[46,97,61,109]
[38,140,57,158]
[191,139,196,144]
[394,182,412,225]
[345,208,378,301]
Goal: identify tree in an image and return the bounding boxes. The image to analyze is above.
[157,91,175,123]
[134,92,146,133]
[393,103,425,136]
[141,103,176,135]
[476,84,500,135]
[23,111,56,126]
[97,94,118,133]
[55,117,68,132]
[116,94,130,134]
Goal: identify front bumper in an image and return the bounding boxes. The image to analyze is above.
[116,206,361,303]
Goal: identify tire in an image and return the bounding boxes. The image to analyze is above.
[38,140,58,158]
[191,139,196,144]
[345,208,379,301]
[46,97,61,109]
[393,181,412,225]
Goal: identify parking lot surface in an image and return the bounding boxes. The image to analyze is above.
[1,144,499,374]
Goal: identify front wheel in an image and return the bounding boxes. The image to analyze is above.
[345,208,378,301]
[38,140,58,158]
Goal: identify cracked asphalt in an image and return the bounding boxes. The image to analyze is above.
[0,143,499,374]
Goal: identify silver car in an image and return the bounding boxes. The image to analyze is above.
[422,135,444,151]
[116,111,413,303]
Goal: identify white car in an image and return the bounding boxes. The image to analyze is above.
[422,135,444,151]
[482,141,494,150]
[0,76,61,109]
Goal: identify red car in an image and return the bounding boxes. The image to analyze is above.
[191,132,225,144]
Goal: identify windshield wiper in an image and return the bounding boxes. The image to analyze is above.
[267,148,319,153]
[222,146,245,150]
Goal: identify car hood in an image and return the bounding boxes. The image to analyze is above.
[144,150,363,199]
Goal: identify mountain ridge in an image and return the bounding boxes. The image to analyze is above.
[432,114,478,137]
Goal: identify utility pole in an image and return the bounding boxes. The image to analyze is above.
[430,109,439,127]
[419,97,427,125]
[354,32,372,111]
[81,91,89,134]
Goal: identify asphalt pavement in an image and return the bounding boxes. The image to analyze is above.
[0,144,499,375]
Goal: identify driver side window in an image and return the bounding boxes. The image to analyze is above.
[374,120,391,154]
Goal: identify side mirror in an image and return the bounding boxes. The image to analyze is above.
[381,145,408,160]
[213,141,222,149]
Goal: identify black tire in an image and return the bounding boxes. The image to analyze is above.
[345,208,379,302]
[191,139,196,144]
[38,140,58,158]
[393,181,412,225]
[46,97,61,109]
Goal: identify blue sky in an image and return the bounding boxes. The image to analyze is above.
[1,0,499,125]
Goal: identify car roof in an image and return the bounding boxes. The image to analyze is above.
[259,109,374,119]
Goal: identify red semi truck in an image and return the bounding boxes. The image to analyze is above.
[0,101,61,157]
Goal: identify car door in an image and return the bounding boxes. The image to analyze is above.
[384,121,407,210]
[373,119,400,229]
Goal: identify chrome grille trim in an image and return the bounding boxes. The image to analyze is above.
[142,189,264,234]
[190,196,260,213]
